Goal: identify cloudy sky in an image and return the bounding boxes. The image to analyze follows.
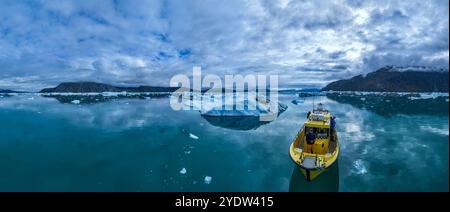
[0,0,448,91]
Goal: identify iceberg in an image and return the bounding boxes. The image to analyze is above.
[71,100,81,104]
[198,93,287,117]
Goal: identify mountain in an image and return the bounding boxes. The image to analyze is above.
[0,90,14,93]
[0,89,27,93]
[278,88,321,94]
[322,66,449,92]
[40,82,180,93]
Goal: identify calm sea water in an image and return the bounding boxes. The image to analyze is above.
[0,93,448,191]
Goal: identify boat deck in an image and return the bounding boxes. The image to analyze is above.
[300,156,317,169]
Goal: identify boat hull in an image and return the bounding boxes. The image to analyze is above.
[289,131,339,181]
[289,162,340,191]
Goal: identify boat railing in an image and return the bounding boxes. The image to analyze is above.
[293,127,305,147]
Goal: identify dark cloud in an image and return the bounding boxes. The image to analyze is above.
[0,0,448,91]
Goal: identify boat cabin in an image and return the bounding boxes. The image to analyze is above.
[303,109,333,154]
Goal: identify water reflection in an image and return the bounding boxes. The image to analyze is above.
[200,104,287,131]
[42,94,169,104]
[0,93,447,191]
[201,116,269,131]
[326,93,449,116]
[289,162,339,192]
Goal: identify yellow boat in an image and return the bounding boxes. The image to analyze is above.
[289,103,339,181]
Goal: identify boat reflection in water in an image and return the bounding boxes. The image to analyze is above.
[289,161,339,192]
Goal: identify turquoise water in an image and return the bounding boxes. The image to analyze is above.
[0,93,448,191]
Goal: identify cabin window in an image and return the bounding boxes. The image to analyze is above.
[316,128,329,139]
[305,127,329,139]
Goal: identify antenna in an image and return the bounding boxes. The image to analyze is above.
[312,90,315,113]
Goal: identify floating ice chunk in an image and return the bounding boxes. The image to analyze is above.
[28,97,35,100]
[184,150,191,154]
[101,92,119,97]
[360,97,366,101]
[353,159,367,175]
[71,100,81,104]
[204,176,212,184]
[180,168,187,175]
[189,133,199,140]
[446,99,449,102]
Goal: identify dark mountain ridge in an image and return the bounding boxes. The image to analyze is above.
[40,82,180,93]
[322,66,449,92]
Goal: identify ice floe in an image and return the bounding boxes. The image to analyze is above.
[101,92,119,97]
[71,100,81,104]
[407,93,449,100]
[189,133,199,140]
[179,168,187,175]
[326,91,449,98]
[204,176,212,184]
